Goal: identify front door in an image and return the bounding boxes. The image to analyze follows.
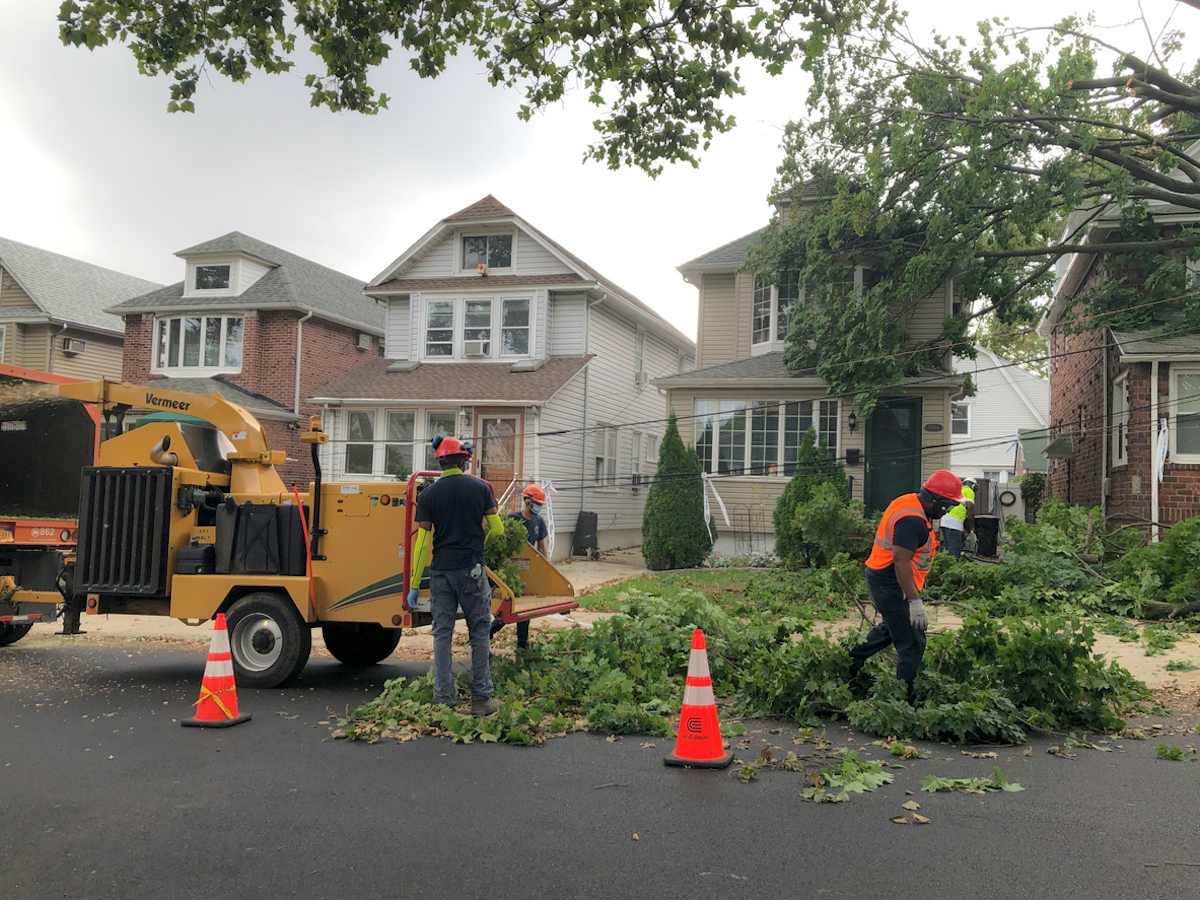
[476,409,523,502]
[865,397,923,514]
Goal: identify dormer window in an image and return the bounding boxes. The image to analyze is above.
[195,264,231,291]
[462,234,512,270]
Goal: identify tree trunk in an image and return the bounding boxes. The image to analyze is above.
[1141,598,1200,620]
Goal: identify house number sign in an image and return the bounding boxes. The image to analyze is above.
[924,423,944,432]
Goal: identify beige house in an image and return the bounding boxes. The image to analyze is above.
[657,205,962,553]
[0,237,161,379]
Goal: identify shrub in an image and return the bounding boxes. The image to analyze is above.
[792,482,866,566]
[641,412,713,570]
[772,429,850,567]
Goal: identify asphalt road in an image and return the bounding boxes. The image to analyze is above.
[3,637,1198,900]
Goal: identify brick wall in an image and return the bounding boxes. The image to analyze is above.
[122,310,379,486]
[1047,324,1107,507]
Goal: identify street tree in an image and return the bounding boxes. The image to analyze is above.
[57,0,896,176]
[747,3,1200,411]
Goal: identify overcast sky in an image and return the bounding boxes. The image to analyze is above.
[1,2,1194,340]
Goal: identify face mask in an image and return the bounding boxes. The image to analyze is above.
[531,504,545,515]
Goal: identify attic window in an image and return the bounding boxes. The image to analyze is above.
[195,264,231,290]
[462,235,512,270]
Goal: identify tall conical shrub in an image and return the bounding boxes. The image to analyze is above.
[642,411,713,570]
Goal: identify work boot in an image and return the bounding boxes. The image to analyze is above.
[489,618,505,638]
[905,681,918,707]
[471,697,502,716]
[848,667,869,700]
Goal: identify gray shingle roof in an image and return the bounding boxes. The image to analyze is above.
[0,236,162,334]
[655,352,794,384]
[110,232,383,333]
[310,355,592,403]
[1112,328,1200,357]
[677,229,764,274]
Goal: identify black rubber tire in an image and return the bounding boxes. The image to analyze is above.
[225,592,312,688]
[322,622,402,667]
[0,623,33,647]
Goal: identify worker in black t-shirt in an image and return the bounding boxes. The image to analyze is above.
[490,483,550,648]
[849,470,965,705]
[409,435,506,715]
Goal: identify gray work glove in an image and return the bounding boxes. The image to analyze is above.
[908,598,928,633]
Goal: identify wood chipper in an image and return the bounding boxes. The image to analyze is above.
[7,378,576,687]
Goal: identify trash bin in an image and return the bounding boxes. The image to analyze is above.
[974,515,1000,558]
[571,511,598,557]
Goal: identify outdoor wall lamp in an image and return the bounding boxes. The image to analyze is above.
[848,411,858,433]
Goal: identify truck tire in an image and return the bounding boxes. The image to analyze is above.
[0,623,33,647]
[225,592,312,688]
[322,623,402,667]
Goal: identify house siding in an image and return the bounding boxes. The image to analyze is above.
[238,259,272,292]
[1,267,33,308]
[15,324,50,370]
[950,352,1048,478]
[537,370,587,557]
[51,327,123,381]
[404,238,456,278]
[548,293,586,355]
[386,296,411,359]
[695,273,737,368]
[893,281,951,344]
[515,230,574,276]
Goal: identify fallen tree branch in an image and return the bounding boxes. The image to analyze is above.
[1141,599,1200,620]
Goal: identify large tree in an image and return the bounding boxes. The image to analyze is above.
[747,3,1200,411]
[57,0,894,176]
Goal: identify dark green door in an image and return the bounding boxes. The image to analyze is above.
[865,397,923,513]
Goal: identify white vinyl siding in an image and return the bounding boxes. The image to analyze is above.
[548,293,586,355]
[238,259,271,291]
[949,348,1048,478]
[385,296,411,359]
[514,229,574,276]
[404,237,456,278]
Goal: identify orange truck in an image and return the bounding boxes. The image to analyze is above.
[0,364,99,644]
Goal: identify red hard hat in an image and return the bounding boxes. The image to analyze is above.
[923,470,966,503]
[432,435,473,459]
[522,484,546,504]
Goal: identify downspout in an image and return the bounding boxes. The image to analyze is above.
[532,405,541,484]
[1100,338,1107,520]
[1151,359,1160,543]
[47,320,68,374]
[295,310,314,415]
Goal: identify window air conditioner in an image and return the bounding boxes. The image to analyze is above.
[357,333,372,350]
[634,371,649,386]
[61,337,87,355]
[463,340,490,357]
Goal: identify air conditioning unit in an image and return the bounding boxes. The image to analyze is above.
[463,340,490,357]
[357,333,372,350]
[634,371,649,386]
[61,337,86,356]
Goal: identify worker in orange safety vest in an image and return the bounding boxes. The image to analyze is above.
[848,470,966,705]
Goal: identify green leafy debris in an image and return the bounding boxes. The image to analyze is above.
[921,767,1025,794]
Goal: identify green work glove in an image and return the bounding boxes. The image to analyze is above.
[908,598,928,633]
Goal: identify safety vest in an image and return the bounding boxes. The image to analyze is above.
[865,493,937,590]
[947,485,975,522]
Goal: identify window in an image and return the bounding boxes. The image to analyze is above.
[194,264,231,291]
[425,301,454,356]
[697,398,838,475]
[154,315,243,373]
[951,402,971,436]
[463,299,492,351]
[751,272,801,347]
[593,426,618,488]
[424,410,459,468]
[384,411,415,478]
[501,298,530,355]
[631,432,643,488]
[345,411,375,475]
[1171,367,1200,462]
[752,277,772,344]
[634,331,645,375]
[645,433,659,464]
[462,234,513,270]
[1112,374,1129,467]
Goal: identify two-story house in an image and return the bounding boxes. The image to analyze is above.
[1039,198,1200,536]
[308,196,696,557]
[0,236,161,379]
[658,203,961,553]
[108,233,385,485]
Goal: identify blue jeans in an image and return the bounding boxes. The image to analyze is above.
[942,527,964,558]
[430,565,494,706]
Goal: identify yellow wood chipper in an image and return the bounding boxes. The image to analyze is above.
[8,379,577,687]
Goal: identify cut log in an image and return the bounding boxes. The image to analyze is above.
[1141,599,1200,620]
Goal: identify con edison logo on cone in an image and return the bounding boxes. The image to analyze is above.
[181,613,251,728]
[663,628,734,769]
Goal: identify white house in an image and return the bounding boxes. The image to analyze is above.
[309,196,696,557]
[950,345,1049,489]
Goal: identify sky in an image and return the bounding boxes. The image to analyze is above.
[0,2,1195,341]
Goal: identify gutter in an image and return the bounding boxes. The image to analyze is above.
[47,321,68,374]
[295,309,313,415]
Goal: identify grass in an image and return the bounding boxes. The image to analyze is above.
[576,570,755,612]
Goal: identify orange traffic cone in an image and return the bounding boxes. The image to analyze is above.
[664,628,734,768]
[181,614,251,728]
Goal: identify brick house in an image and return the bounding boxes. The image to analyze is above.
[109,233,384,485]
[1038,202,1200,535]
